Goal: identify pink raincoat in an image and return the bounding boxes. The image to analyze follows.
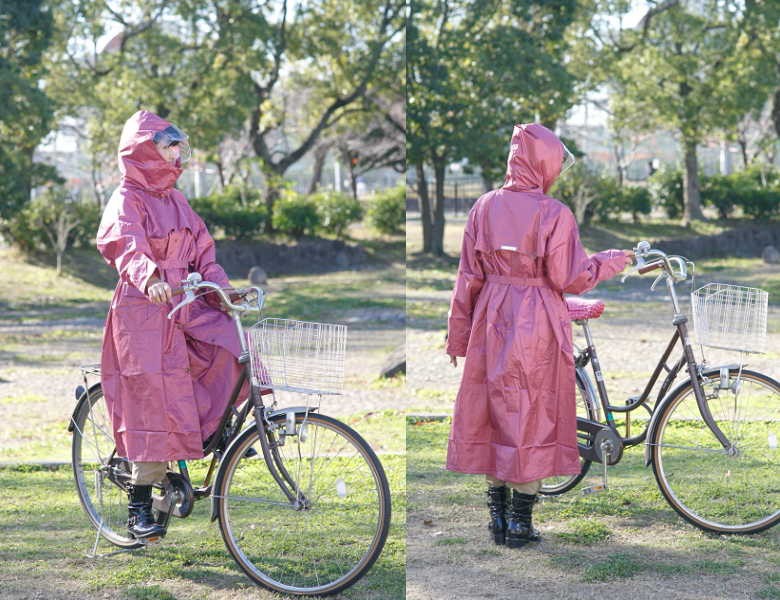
[97,110,245,462]
[445,123,627,484]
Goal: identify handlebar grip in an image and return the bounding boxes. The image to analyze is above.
[170,287,185,296]
[638,260,664,275]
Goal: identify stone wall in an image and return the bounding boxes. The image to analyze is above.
[215,237,370,278]
[657,224,780,259]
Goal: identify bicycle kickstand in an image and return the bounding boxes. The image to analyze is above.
[582,440,612,496]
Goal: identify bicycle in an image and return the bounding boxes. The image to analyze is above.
[68,272,392,596]
[540,241,779,535]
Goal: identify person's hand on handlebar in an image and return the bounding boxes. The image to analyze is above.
[146,277,172,304]
[623,249,636,266]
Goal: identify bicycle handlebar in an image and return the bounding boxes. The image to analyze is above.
[166,272,265,320]
[632,241,692,283]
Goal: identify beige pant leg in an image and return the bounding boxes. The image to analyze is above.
[508,479,542,495]
[486,475,542,494]
[131,461,168,485]
[486,474,505,486]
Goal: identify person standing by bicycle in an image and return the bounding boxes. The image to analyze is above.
[96,110,245,539]
[445,123,634,548]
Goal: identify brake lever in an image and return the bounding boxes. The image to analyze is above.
[650,273,666,292]
[167,289,196,320]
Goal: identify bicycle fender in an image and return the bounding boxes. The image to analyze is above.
[643,364,743,466]
[209,407,320,522]
[67,382,103,432]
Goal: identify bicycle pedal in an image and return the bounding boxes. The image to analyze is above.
[582,484,607,496]
[141,535,163,545]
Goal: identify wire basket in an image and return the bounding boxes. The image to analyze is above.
[248,318,348,395]
[691,283,768,353]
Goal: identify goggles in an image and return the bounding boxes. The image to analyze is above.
[153,125,191,164]
[561,142,576,175]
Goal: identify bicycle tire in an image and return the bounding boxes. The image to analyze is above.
[215,411,391,596]
[540,369,596,496]
[71,385,143,549]
[651,368,780,534]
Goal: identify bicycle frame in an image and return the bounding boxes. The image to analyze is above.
[574,254,735,462]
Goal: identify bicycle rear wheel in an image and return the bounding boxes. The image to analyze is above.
[71,385,142,549]
[540,369,596,496]
[215,411,391,596]
[651,369,780,534]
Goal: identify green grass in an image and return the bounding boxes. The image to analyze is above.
[581,552,643,582]
[0,421,406,599]
[407,417,780,587]
[556,518,612,545]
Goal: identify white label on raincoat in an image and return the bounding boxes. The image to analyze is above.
[500,245,517,251]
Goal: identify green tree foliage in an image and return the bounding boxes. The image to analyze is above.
[312,191,363,239]
[408,0,581,255]
[366,185,405,235]
[271,189,320,238]
[593,1,776,224]
[0,0,56,219]
[190,186,267,239]
[648,166,684,220]
[47,1,403,218]
[2,187,100,274]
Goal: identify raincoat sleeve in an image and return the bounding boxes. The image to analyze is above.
[544,206,626,295]
[446,214,484,357]
[193,213,230,289]
[96,193,159,293]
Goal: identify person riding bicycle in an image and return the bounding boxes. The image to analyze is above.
[445,123,634,548]
[96,110,246,539]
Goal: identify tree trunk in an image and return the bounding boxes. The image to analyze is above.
[262,165,284,234]
[56,252,62,276]
[307,144,330,194]
[415,162,432,254]
[480,173,493,193]
[215,160,226,190]
[737,138,749,169]
[682,139,705,225]
[431,158,446,256]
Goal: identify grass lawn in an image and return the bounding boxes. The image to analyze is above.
[0,409,406,600]
[406,417,780,598]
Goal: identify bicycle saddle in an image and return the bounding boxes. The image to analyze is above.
[565,297,605,321]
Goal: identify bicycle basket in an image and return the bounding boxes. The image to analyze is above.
[248,318,347,395]
[691,283,768,353]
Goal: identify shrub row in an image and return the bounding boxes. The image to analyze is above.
[191,185,404,239]
[554,164,780,223]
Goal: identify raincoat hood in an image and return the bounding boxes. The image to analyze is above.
[503,123,563,194]
[118,110,183,194]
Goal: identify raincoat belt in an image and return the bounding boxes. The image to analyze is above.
[485,274,549,287]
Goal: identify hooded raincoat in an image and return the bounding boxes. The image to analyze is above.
[445,123,627,484]
[97,110,245,462]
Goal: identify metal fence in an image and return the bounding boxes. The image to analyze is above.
[406,175,486,215]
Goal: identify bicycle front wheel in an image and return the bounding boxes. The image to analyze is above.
[651,369,780,534]
[215,411,391,596]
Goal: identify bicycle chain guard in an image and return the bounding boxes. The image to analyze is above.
[152,471,195,519]
[576,417,624,465]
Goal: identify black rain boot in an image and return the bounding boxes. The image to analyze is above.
[127,484,166,540]
[506,491,541,548]
[486,485,508,545]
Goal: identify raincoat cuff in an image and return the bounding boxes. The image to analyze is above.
[131,255,160,293]
[599,249,628,280]
[445,339,468,357]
